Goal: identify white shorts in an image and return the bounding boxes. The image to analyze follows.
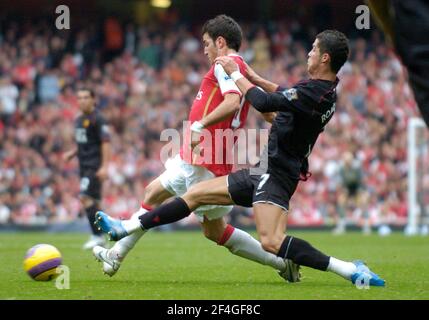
[159,154,233,222]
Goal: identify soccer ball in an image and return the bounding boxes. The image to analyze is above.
[23,244,62,281]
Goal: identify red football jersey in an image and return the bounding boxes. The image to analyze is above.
[180,54,251,176]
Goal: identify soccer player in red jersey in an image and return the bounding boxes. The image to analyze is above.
[93,15,296,281]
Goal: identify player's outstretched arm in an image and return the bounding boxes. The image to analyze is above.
[244,61,280,93]
[198,62,244,129]
[199,93,241,128]
[215,57,256,96]
[96,118,112,180]
[190,92,240,150]
[215,56,288,113]
[96,141,111,180]
[63,148,77,162]
[190,63,243,150]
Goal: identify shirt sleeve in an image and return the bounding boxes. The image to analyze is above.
[97,116,111,142]
[245,84,316,115]
[214,63,242,96]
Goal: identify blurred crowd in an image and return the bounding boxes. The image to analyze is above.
[0,18,420,229]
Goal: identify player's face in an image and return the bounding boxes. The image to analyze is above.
[77,91,95,114]
[202,33,218,64]
[307,39,322,75]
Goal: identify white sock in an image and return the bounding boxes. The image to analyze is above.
[110,208,148,260]
[121,211,145,234]
[327,257,357,280]
[222,226,286,271]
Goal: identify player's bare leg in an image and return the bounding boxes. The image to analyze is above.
[200,215,288,276]
[97,176,299,281]
[200,216,227,242]
[184,177,296,281]
[276,213,288,236]
[143,178,176,206]
[252,203,285,254]
[93,178,173,275]
[253,203,382,284]
[94,176,229,276]
[183,176,233,208]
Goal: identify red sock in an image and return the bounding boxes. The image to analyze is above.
[140,202,153,211]
[217,224,235,246]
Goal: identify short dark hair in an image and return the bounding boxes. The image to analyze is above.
[77,87,95,98]
[316,30,349,73]
[202,15,242,51]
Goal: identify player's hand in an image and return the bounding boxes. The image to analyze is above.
[63,150,76,162]
[190,121,204,152]
[96,166,108,180]
[215,56,239,75]
[244,61,261,84]
[190,130,201,152]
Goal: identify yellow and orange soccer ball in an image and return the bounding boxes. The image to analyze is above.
[23,244,62,281]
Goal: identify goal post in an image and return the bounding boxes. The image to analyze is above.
[406,117,426,235]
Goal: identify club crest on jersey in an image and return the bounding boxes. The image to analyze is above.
[224,76,231,80]
[83,119,90,128]
[282,88,298,101]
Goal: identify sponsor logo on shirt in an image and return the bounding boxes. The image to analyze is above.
[321,103,336,124]
[282,88,298,101]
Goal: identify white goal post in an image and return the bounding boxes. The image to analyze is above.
[406,117,426,235]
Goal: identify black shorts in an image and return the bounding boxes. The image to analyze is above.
[227,169,299,212]
[79,169,102,200]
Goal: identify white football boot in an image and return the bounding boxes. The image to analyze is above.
[278,259,301,283]
[93,245,121,277]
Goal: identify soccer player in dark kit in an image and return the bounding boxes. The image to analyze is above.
[64,88,111,250]
[96,30,385,286]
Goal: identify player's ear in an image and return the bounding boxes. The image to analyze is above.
[215,36,227,49]
[321,52,330,65]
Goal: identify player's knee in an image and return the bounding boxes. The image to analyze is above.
[260,235,279,254]
[186,185,205,206]
[143,185,158,206]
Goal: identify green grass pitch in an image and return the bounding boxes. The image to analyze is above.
[1,231,428,300]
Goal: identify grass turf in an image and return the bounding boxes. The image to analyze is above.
[0,231,428,300]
